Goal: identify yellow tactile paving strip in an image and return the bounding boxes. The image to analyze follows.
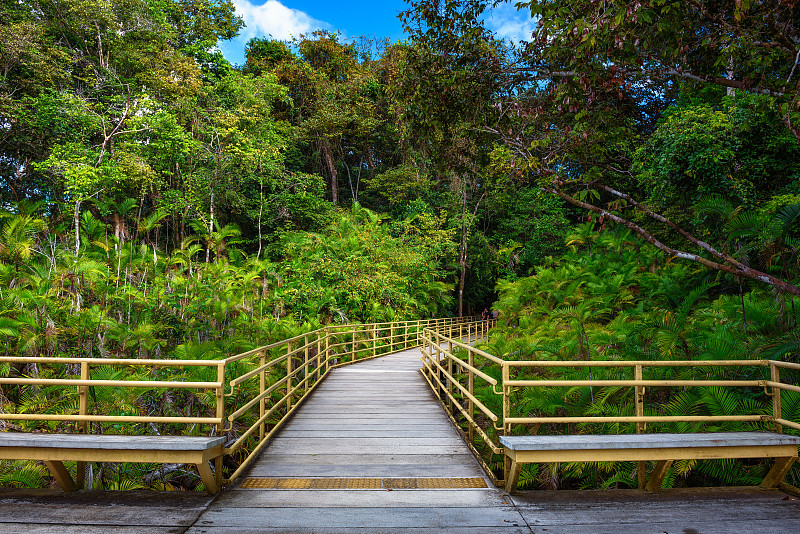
[240,477,488,490]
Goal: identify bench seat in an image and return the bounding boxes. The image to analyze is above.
[500,431,800,493]
[0,433,225,494]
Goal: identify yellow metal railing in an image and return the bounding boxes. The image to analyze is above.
[0,315,478,488]
[419,329,800,489]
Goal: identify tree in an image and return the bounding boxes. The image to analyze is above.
[514,1,800,138]
[396,2,506,314]
[401,0,800,297]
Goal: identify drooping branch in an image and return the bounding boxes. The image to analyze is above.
[544,183,800,297]
[588,181,738,267]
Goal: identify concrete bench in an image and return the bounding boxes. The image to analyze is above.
[0,433,225,494]
[500,431,800,493]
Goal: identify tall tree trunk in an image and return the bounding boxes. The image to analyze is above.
[206,188,214,264]
[320,138,338,206]
[458,188,467,317]
[74,199,81,257]
[257,177,264,260]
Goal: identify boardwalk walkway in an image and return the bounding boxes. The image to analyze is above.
[2,344,800,532]
[187,346,527,533]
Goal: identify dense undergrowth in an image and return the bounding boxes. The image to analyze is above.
[472,224,800,490]
[0,202,453,490]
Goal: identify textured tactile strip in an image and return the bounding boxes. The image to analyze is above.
[276,478,313,489]
[239,477,488,489]
[240,478,279,489]
[311,478,349,489]
[348,477,383,489]
[382,478,417,489]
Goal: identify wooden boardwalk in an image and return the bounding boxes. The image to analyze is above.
[187,346,525,533]
[2,345,800,532]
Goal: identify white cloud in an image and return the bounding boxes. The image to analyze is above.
[234,0,329,40]
[485,4,536,45]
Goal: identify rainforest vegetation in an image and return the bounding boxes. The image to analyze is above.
[1,0,800,490]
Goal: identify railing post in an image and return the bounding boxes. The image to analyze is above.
[286,342,293,412]
[259,349,267,441]
[76,361,89,488]
[404,321,409,349]
[771,362,782,434]
[502,362,511,485]
[502,363,511,435]
[447,338,454,414]
[635,364,646,489]
[77,361,89,433]
[304,334,310,382]
[216,363,226,434]
[316,330,322,375]
[215,362,226,488]
[372,323,377,358]
[324,327,330,373]
[468,349,474,444]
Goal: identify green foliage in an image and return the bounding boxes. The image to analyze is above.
[275,203,454,322]
[633,96,800,228]
[480,223,800,489]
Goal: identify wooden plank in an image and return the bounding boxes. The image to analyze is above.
[0,489,211,528]
[185,528,530,534]
[510,444,799,463]
[42,461,77,492]
[0,526,182,533]
[0,434,224,451]
[499,432,800,451]
[212,489,507,508]
[187,507,527,529]
[761,457,797,489]
[0,446,212,464]
[645,459,673,492]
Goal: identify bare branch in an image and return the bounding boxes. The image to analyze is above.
[545,184,800,297]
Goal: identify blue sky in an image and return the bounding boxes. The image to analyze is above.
[218,1,535,66]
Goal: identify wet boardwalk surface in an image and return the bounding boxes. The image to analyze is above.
[2,347,800,532]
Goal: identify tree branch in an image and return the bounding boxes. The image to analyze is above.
[544,184,800,297]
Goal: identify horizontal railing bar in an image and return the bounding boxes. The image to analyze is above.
[446,354,498,386]
[423,330,504,365]
[0,356,221,367]
[504,415,768,424]
[420,356,502,455]
[0,414,222,424]
[775,418,800,431]
[227,373,314,452]
[224,365,332,483]
[0,378,221,389]
[506,380,764,387]
[424,354,498,422]
[766,381,800,394]
[504,359,770,368]
[224,330,325,364]
[229,362,313,421]
[229,346,314,387]
[771,361,800,371]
